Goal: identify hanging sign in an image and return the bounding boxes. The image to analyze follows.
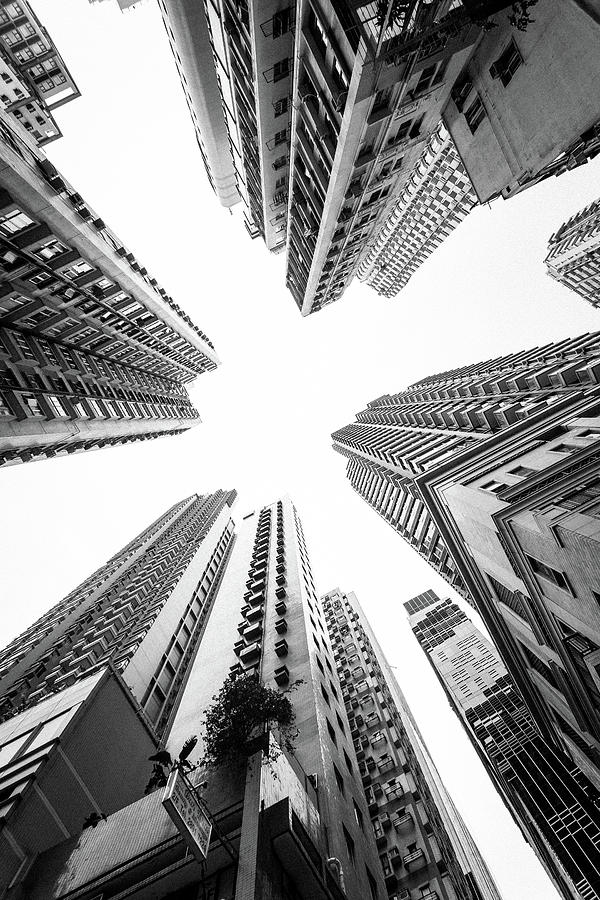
[162,769,212,862]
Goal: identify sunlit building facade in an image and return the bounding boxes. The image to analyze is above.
[0,493,390,900]
[333,331,600,792]
[545,197,600,309]
[407,590,600,900]
[357,124,477,297]
[0,0,79,144]
[156,0,600,314]
[0,111,218,467]
[322,587,502,900]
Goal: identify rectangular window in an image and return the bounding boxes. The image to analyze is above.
[333,763,345,794]
[273,97,288,118]
[274,128,287,146]
[342,825,356,865]
[480,480,506,494]
[508,465,537,478]
[527,555,572,593]
[465,95,486,134]
[490,40,523,86]
[272,8,291,38]
[273,58,290,82]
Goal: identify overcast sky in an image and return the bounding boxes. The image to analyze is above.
[3,2,600,897]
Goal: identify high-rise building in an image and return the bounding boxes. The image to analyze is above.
[406,589,600,900]
[333,330,600,791]
[357,124,477,297]
[0,490,237,732]
[155,0,600,314]
[545,197,600,309]
[0,0,79,145]
[0,495,502,900]
[322,587,503,900]
[0,110,219,467]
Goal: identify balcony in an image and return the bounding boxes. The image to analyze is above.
[275,600,287,615]
[403,848,426,871]
[275,638,289,657]
[276,587,287,600]
[274,664,290,685]
[393,811,413,832]
[239,641,262,664]
[275,618,288,634]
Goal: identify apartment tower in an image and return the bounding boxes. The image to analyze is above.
[0,0,79,145]
[0,109,218,467]
[406,589,600,900]
[322,587,502,900]
[333,330,600,792]
[0,495,390,900]
[545,197,600,309]
[155,0,600,313]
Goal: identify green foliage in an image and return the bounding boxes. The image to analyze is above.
[144,736,199,794]
[201,673,300,770]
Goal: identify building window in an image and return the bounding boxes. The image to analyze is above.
[273,97,288,117]
[527,555,572,594]
[353,800,364,831]
[464,95,486,134]
[490,40,523,86]
[366,865,379,899]
[343,749,353,773]
[342,825,356,865]
[0,208,33,235]
[508,465,537,478]
[321,684,330,706]
[480,480,506,494]
[327,718,337,745]
[333,763,345,794]
[273,58,290,82]
[272,8,291,38]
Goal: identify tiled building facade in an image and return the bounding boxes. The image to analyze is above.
[546,197,600,309]
[407,590,600,900]
[333,331,600,794]
[322,587,502,900]
[156,0,600,314]
[0,110,218,467]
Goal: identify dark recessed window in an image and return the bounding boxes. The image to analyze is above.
[465,95,486,134]
[527,555,572,594]
[490,40,523,87]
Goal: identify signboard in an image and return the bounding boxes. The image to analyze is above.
[162,770,212,862]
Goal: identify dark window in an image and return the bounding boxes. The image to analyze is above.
[343,825,356,865]
[321,684,330,706]
[273,58,290,82]
[327,718,337,746]
[274,129,287,145]
[272,8,291,38]
[490,40,523,86]
[273,97,288,117]
[527,556,572,593]
[336,710,345,733]
[465,95,486,134]
[353,800,364,831]
[366,865,379,899]
[451,72,473,111]
[343,748,353,773]
[333,763,345,794]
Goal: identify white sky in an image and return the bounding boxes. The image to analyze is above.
[2,2,600,897]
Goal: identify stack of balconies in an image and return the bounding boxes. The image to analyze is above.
[232,507,271,678]
[273,500,289,685]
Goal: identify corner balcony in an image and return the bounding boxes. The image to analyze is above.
[239,641,262,664]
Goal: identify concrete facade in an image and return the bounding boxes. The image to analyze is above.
[333,329,600,809]
[0,110,219,467]
[322,587,502,900]
[545,197,600,309]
